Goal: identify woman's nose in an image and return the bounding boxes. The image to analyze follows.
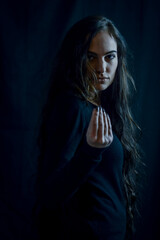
[96,59,107,74]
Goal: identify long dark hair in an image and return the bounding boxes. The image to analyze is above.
[40,16,141,239]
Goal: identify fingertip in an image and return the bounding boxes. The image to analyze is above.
[93,106,100,116]
[92,108,97,115]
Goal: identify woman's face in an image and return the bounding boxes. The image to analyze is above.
[88,30,118,91]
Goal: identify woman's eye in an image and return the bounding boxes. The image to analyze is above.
[105,54,115,60]
[88,55,95,61]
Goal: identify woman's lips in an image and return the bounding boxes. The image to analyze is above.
[98,77,109,83]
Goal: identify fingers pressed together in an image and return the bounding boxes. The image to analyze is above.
[86,106,113,148]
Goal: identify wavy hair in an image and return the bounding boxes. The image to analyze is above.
[41,16,141,239]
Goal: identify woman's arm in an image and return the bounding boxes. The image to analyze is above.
[39,92,112,210]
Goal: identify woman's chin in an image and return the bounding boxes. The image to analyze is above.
[95,84,109,91]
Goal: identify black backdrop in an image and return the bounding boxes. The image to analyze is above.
[0,0,160,239]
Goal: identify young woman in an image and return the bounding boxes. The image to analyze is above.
[36,16,141,240]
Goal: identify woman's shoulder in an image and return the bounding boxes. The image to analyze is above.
[53,89,89,110]
[49,89,95,124]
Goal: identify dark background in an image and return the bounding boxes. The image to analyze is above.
[0,0,160,239]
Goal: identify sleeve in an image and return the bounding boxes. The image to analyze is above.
[39,93,105,210]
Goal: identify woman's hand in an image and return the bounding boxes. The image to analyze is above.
[86,107,113,148]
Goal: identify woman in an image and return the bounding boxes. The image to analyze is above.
[36,16,141,240]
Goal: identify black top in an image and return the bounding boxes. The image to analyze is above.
[37,90,126,240]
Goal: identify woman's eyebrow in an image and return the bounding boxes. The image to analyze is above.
[88,50,117,55]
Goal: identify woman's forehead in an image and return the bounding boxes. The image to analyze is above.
[88,31,117,54]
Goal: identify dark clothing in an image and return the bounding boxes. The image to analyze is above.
[37,90,126,240]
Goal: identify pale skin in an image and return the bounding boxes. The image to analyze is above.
[86,30,118,148]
